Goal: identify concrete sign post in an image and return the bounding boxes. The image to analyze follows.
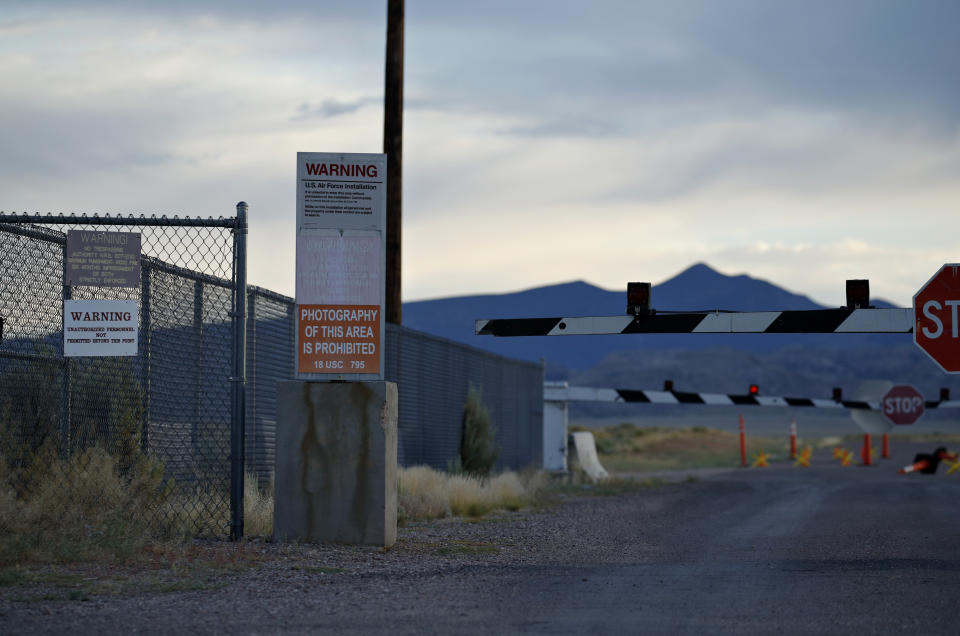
[282,151,397,547]
[295,152,386,380]
[914,263,960,373]
[881,384,925,426]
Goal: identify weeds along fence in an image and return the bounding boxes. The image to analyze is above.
[0,208,247,540]
[1,208,543,541]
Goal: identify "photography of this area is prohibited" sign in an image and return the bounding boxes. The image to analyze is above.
[295,152,386,380]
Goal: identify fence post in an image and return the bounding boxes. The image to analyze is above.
[245,289,257,478]
[230,202,248,541]
[192,280,203,466]
[60,240,71,459]
[140,260,152,454]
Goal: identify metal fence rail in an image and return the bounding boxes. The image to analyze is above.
[0,209,246,539]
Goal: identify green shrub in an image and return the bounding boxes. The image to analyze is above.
[459,385,498,477]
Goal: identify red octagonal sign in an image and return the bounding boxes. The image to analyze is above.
[914,263,960,374]
[881,384,925,426]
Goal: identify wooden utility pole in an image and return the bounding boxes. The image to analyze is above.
[384,0,404,324]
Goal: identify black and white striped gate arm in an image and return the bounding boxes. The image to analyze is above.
[477,307,913,337]
[542,384,960,411]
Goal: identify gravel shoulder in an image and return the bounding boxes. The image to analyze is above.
[0,484,683,634]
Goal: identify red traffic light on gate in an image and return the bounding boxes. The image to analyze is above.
[626,282,651,316]
[845,279,871,309]
[748,384,759,396]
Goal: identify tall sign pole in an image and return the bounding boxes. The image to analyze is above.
[384,0,404,324]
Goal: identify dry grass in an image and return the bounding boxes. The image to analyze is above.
[243,474,274,538]
[583,423,790,472]
[398,466,546,522]
[0,444,281,565]
[0,446,185,564]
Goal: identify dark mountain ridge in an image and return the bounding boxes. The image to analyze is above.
[403,262,903,372]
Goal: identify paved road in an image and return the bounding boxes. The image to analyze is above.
[512,464,960,633]
[4,442,959,634]
[419,448,960,634]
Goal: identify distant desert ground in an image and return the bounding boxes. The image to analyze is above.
[571,405,960,439]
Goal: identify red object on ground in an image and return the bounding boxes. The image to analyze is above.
[914,264,960,373]
[862,434,872,466]
[899,458,930,474]
[898,448,958,474]
[882,434,890,459]
[739,415,747,468]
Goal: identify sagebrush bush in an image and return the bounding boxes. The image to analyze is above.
[460,385,499,477]
[0,446,177,563]
[397,465,450,520]
[398,465,545,522]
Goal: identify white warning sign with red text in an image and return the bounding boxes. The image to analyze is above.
[295,152,386,380]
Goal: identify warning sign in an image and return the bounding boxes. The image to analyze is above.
[297,152,386,232]
[66,230,141,287]
[64,299,138,357]
[297,305,380,374]
[295,151,386,380]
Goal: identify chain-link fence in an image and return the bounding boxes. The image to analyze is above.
[0,208,247,540]
[2,206,544,543]
[384,324,543,471]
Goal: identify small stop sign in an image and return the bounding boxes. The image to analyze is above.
[881,384,925,426]
[914,264,960,374]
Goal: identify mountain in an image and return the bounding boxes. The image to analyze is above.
[402,263,905,373]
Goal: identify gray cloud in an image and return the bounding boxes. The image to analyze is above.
[495,119,618,139]
[295,97,380,120]
[406,0,960,135]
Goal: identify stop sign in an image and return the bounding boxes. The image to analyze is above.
[914,264,960,373]
[881,384,925,426]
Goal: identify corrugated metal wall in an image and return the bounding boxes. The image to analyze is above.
[245,291,543,480]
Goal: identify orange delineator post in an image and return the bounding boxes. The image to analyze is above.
[862,433,872,466]
[882,433,890,459]
[739,414,747,467]
[789,418,797,460]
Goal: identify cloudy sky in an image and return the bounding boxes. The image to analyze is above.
[2,1,958,307]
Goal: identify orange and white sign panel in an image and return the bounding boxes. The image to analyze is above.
[297,304,380,374]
